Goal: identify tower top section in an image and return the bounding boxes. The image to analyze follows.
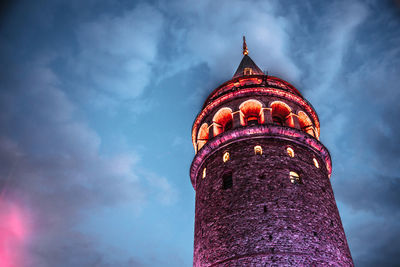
[191,37,331,187]
[233,37,264,78]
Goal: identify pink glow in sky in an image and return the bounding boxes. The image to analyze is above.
[0,200,30,267]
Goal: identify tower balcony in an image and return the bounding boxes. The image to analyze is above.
[192,86,321,154]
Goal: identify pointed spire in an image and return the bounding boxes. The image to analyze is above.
[243,36,248,55]
[233,37,263,78]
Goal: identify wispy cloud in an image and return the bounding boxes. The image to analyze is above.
[75,4,164,100]
[0,35,176,265]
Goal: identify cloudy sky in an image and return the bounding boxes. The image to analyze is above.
[0,0,399,266]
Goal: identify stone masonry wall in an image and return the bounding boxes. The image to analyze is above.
[193,137,353,266]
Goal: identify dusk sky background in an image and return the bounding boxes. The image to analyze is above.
[0,0,400,266]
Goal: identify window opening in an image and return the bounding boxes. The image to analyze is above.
[244,68,253,75]
[197,123,209,151]
[254,145,263,155]
[272,116,284,126]
[223,152,230,162]
[239,99,264,126]
[313,158,319,168]
[286,147,295,158]
[270,101,293,127]
[247,117,258,125]
[222,172,233,189]
[224,120,233,131]
[298,111,315,137]
[202,168,207,179]
[289,171,301,184]
[213,108,233,136]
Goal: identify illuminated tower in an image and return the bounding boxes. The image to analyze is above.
[190,37,353,266]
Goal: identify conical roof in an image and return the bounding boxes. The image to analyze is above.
[233,54,264,78]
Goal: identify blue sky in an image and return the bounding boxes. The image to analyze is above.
[0,0,399,266]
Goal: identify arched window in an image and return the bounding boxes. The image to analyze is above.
[239,99,265,126]
[286,147,295,158]
[223,151,230,162]
[213,108,233,136]
[298,111,315,137]
[289,171,302,184]
[197,123,209,151]
[270,101,294,127]
[254,145,263,155]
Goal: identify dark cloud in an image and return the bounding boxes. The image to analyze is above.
[346,214,400,267]
[0,0,14,25]
[284,1,400,265]
[336,174,400,215]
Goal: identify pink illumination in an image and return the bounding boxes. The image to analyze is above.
[204,75,302,107]
[190,125,332,190]
[190,125,332,189]
[0,200,30,267]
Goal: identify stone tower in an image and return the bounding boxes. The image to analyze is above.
[190,38,353,266]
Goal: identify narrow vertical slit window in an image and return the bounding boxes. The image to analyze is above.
[313,158,319,168]
[202,168,207,179]
[222,172,233,189]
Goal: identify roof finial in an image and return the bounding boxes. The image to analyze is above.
[243,36,248,55]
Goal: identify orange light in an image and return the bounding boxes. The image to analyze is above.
[287,147,295,157]
[202,168,206,179]
[298,111,316,138]
[313,158,319,168]
[192,86,321,150]
[213,108,233,136]
[239,99,265,126]
[254,145,262,155]
[270,101,293,127]
[197,123,209,151]
[223,152,230,162]
[289,171,300,184]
